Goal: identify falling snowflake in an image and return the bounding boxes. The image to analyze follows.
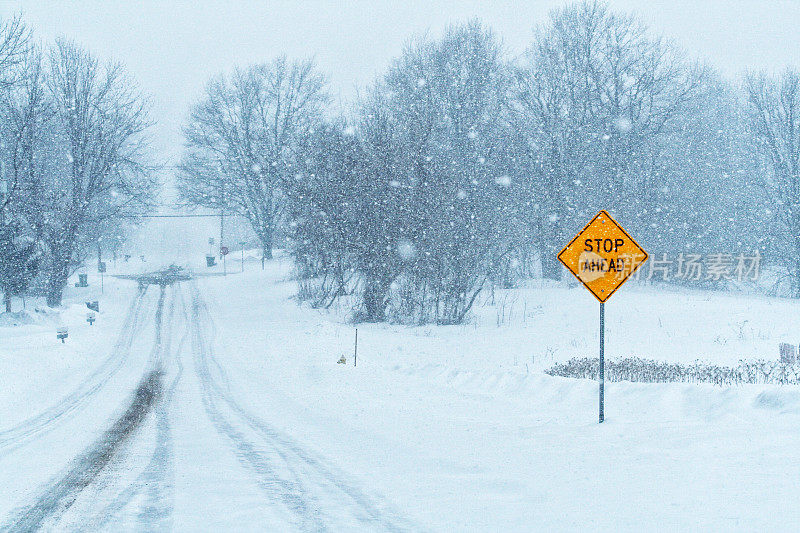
[397,239,416,260]
[494,175,511,187]
[614,116,633,133]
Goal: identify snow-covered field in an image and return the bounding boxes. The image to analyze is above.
[1,254,799,531]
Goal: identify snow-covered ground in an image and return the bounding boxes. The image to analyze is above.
[1,253,799,531]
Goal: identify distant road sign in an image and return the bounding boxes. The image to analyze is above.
[557,210,648,303]
[220,246,229,256]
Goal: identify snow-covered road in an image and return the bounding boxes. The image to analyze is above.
[1,279,413,531]
[2,260,800,531]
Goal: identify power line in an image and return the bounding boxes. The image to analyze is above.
[117,213,242,218]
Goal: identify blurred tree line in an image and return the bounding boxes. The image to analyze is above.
[177,1,798,323]
[0,15,156,310]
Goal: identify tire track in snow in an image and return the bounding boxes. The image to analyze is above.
[188,285,327,531]
[0,286,152,455]
[188,281,415,532]
[2,370,163,533]
[69,284,187,532]
[1,285,171,532]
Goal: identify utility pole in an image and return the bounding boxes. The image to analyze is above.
[0,145,7,226]
[219,163,225,260]
[219,209,224,259]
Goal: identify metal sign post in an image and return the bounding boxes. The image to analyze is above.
[220,246,229,276]
[599,302,604,422]
[354,328,358,367]
[557,210,648,423]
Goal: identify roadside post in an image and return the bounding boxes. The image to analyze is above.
[221,245,229,276]
[98,261,106,293]
[557,210,648,423]
[239,241,246,272]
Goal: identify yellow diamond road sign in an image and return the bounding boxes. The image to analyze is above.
[557,210,648,303]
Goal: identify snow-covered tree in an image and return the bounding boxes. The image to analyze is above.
[745,69,800,295]
[511,0,705,278]
[43,39,155,306]
[178,57,327,264]
[293,22,516,324]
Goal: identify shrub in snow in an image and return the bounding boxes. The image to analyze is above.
[546,357,800,386]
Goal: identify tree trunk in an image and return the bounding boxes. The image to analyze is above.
[541,254,562,281]
[4,292,10,313]
[795,258,800,299]
[539,236,562,281]
[46,253,71,307]
[261,224,273,269]
[535,210,563,281]
[362,274,392,322]
[794,230,800,298]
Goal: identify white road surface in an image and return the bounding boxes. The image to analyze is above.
[1,258,800,531]
[1,278,412,531]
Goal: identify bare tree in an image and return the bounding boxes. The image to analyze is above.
[0,13,31,214]
[0,45,49,312]
[746,69,800,295]
[2,47,52,216]
[511,0,705,279]
[0,14,29,90]
[179,57,327,264]
[44,39,155,306]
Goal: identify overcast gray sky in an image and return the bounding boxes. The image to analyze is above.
[3,0,799,165]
